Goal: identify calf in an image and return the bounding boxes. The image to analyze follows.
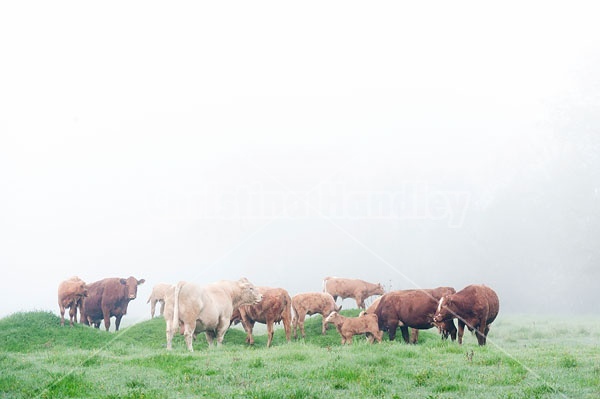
[147,283,172,318]
[325,311,383,344]
[291,292,341,339]
[57,276,88,326]
[433,284,499,346]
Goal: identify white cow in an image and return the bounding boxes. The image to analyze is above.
[147,283,172,318]
[165,278,262,351]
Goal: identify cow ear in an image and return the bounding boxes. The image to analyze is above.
[120,278,127,285]
[137,279,145,285]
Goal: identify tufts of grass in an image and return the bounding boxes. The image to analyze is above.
[558,354,578,368]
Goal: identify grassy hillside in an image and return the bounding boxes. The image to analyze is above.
[0,311,598,398]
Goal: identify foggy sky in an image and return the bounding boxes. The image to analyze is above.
[1,2,599,326]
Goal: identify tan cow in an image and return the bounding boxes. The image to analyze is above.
[147,283,172,318]
[165,278,262,351]
[323,276,385,309]
[291,292,341,339]
[57,276,88,327]
[325,311,383,344]
[236,286,292,347]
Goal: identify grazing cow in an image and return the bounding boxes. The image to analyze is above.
[81,276,145,331]
[147,283,172,318]
[165,278,262,351]
[57,276,88,327]
[236,286,292,347]
[324,311,383,344]
[323,276,385,309]
[291,292,341,339]
[433,284,499,346]
[374,288,458,344]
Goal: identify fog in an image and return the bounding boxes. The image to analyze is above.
[1,2,599,325]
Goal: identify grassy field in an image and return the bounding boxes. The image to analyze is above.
[0,311,598,399]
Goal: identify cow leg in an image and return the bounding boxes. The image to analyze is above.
[205,331,216,346]
[266,321,274,348]
[246,321,255,345]
[457,319,465,344]
[410,329,419,344]
[376,330,383,343]
[387,320,399,341]
[283,314,291,342]
[159,300,165,316]
[292,313,298,339]
[166,319,175,350]
[115,315,123,331]
[59,304,66,327]
[69,306,77,327]
[321,315,329,335]
[103,310,111,331]
[356,295,364,310]
[476,323,488,346]
[150,300,156,318]
[400,326,410,343]
[215,320,229,347]
[444,320,457,341]
[180,324,194,351]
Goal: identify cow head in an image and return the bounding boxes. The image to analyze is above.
[374,283,385,296]
[433,295,453,323]
[120,276,146,300]
[325,311,341,325]
[238,278,263,305]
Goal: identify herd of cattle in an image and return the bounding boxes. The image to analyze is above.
[57,275,499,350]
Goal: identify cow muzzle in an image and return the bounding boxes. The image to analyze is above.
[129,294,136,299]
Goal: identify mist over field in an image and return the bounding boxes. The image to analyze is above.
[1,2,599,324]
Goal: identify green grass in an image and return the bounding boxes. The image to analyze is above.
[0,311,599,398]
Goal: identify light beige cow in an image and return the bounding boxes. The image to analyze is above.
[165,278,262,351]
[57,276,88,327]
[323,276,385,310]
[291,292,341,339]
[147,283,172,318]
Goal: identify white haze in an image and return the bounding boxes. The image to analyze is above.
[1,2,599,326]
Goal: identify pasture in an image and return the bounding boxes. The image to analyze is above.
[0,311,598,398]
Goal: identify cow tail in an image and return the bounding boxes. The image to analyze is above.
[172,281,183,329]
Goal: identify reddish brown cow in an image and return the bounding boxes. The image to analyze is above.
[81,276,145,331]
[324,311,383,344]
[374,288,458,344]
[291,292,341,339]
[323,276,384,309]
[236,286,292,348]
[433,284,499,346]
[57,276,88,327]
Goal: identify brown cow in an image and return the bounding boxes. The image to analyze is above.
[433,284,499,346]
[291,292,341,339]
[147,283,172,318]
[236,286,292,347]
[374,288,458,344]
[323,276,384,309]
[324,311,383,344]
[80,276,145,331]
[165,278,262,351]
[57,276,88,327]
